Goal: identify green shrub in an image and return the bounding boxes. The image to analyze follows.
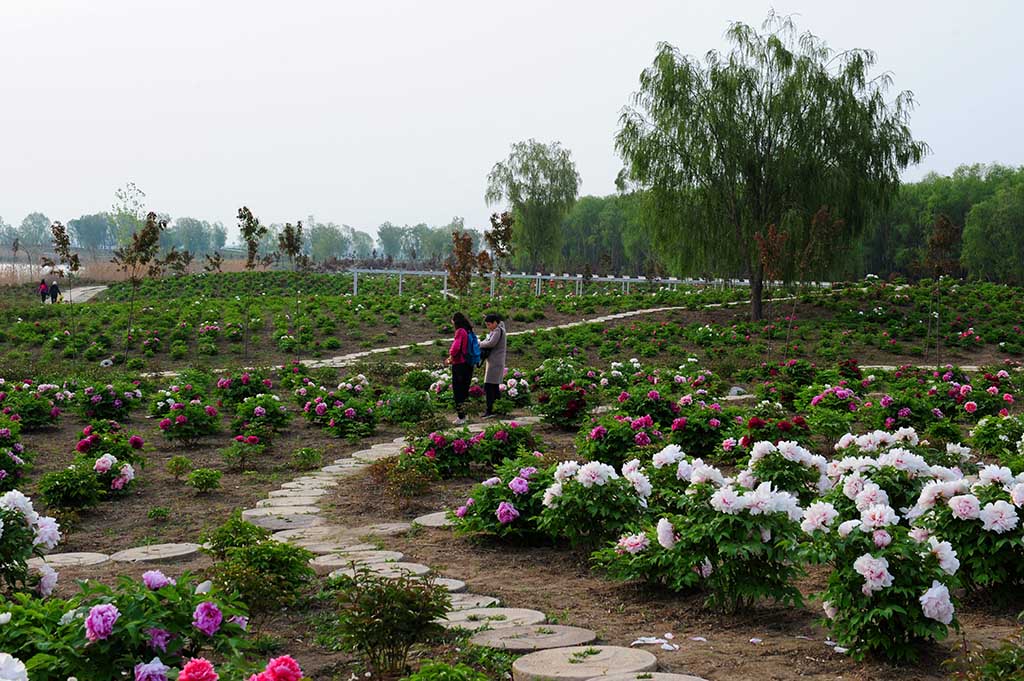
[210,540,315,612]
[147,506,170,522]
[186,467,222,493]
[329,568,450,675]
[38,465,103,511]
[201,511,271,560]
[290,447,323,471]
[166,455,193,480]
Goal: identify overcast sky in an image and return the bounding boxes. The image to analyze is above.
[2,0,1021,240]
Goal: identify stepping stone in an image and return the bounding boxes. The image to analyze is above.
[27,552,109,568]
[257,496,323,508]
[281,480,336,490]
[320,464,365,475]
[512,646,657,681]
[272,524,350,542]
[269,487,329,498]
[353,449,397,463]
[449,593,500,610]
[331,458,366,466]
[110,543,200,563]
[310,550,404,571]
[440,607,546,632]
[241,506,321,519]
[249,514,324,531]
[328,561,431,579]
[414,511,452,528]
[353,521,412,537]
[471,624,598,652]
[392,437,407,444]
[430,577,467,593]
[593,671,712,675]
[300,541,377,555]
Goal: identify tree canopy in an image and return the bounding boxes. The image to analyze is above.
[485,139,580,271]
[615,13,926,319]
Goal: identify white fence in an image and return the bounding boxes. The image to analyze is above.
[348,268,832,297]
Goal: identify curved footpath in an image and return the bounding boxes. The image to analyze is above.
[31,414,708,680]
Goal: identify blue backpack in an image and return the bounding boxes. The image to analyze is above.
[465,331,482,367]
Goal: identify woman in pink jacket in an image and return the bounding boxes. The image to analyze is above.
[445,311,474,424]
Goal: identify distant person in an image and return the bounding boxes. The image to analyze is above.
[479,313,507,418]
[49,280,61,304]
[445,311,477,425]
[38,279,48,304]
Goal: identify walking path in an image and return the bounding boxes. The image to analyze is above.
[31,414,707,679]
[63,285,108,303]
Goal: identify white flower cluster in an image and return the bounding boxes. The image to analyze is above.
[0,490,62,596]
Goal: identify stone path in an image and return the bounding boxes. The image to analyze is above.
[64,285,108,303]
[32,413,703,677]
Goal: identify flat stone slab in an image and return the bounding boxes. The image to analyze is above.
[242,506,321,518]
[589,671,708,675]
[513,646,657,681]
[110,543,200,563]
[281,480,336,490]
[249,514,324,531]
[269,487,329,498]
[300,541,377,555]
[449,593,500,610]
[352,521,412,537]
[320,464,366,475]
[27,552,109,568]
[257,496,324,508]
[441,607,546,632]
[414,511,453,528]
[430,577,467,593]
[329,561,431,579]
[310,550,404,570]
[353,449,397,463]
[471,624,598,652]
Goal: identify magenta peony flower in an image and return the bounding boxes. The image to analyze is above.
[129,435,144,449]
[205,406,218,417]
[85,603,120,642]
[147,627,173,652]
[142,570,175,590]
[964,401,977,413]
[508,476,529,495]
[452,439,468,454]
[159,418,172,430]
[192,601,223,636]
[253,406,266,417]
[493,430,508,442]
[495,501,519,524]
[178,658,219,681]
[246,435,260,445]
[134,657,170,681]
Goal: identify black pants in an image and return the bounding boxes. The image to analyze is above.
[484,382,500,415]
[451,363,473,418]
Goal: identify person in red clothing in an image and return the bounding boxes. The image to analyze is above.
[38,278,48,304]
[444,311,475,424]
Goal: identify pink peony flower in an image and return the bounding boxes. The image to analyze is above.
[256,656,303,681]
[158,418,172,430]
[135,657,170,681]
[616,532,650,554]
[964,401,977,414]
[253,406,267,417]
[656,517,676,549]
[872,529,892,548]
[853,553,893,594]
[947,494,981,520]
[800,502,839,534]
[85,603,120,643]
[175,414,188,425]
[147,627,172,652]
[246,435,260,445]
[919,581,955,624]
[192,601,223,636]
[494,430,508,442]
[588,425,607,440]
[142,570,175,590]
[634,432,651,447]
[508,476,529,495]
[178,658,219,681]
[495,501,519,524]
[979,500,1019,533]
[129,435,144,449]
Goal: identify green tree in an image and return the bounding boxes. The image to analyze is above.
[68,213,114,258]
[277,221,304,270]
[211,222,228,250]
[350,229,374,259]
[377,222,405,259]
[962,182,1024,284]
[615,13,926,319]
[110,182,146,246]
[485,139,580,271]
[309,223,348,261]
[165,217,213,254]
[18,212,51,247]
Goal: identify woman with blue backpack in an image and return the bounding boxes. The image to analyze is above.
[445,311,480,425]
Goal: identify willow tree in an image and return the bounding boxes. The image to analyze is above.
[485,139,580,271]
[616,13,927,320]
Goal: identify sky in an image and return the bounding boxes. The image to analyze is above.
[1,0,1021,242]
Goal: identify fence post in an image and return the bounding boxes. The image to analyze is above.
[353,270,358,296]
[535,274,541,296]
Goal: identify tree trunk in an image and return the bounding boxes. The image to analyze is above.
[751,263,764,321]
